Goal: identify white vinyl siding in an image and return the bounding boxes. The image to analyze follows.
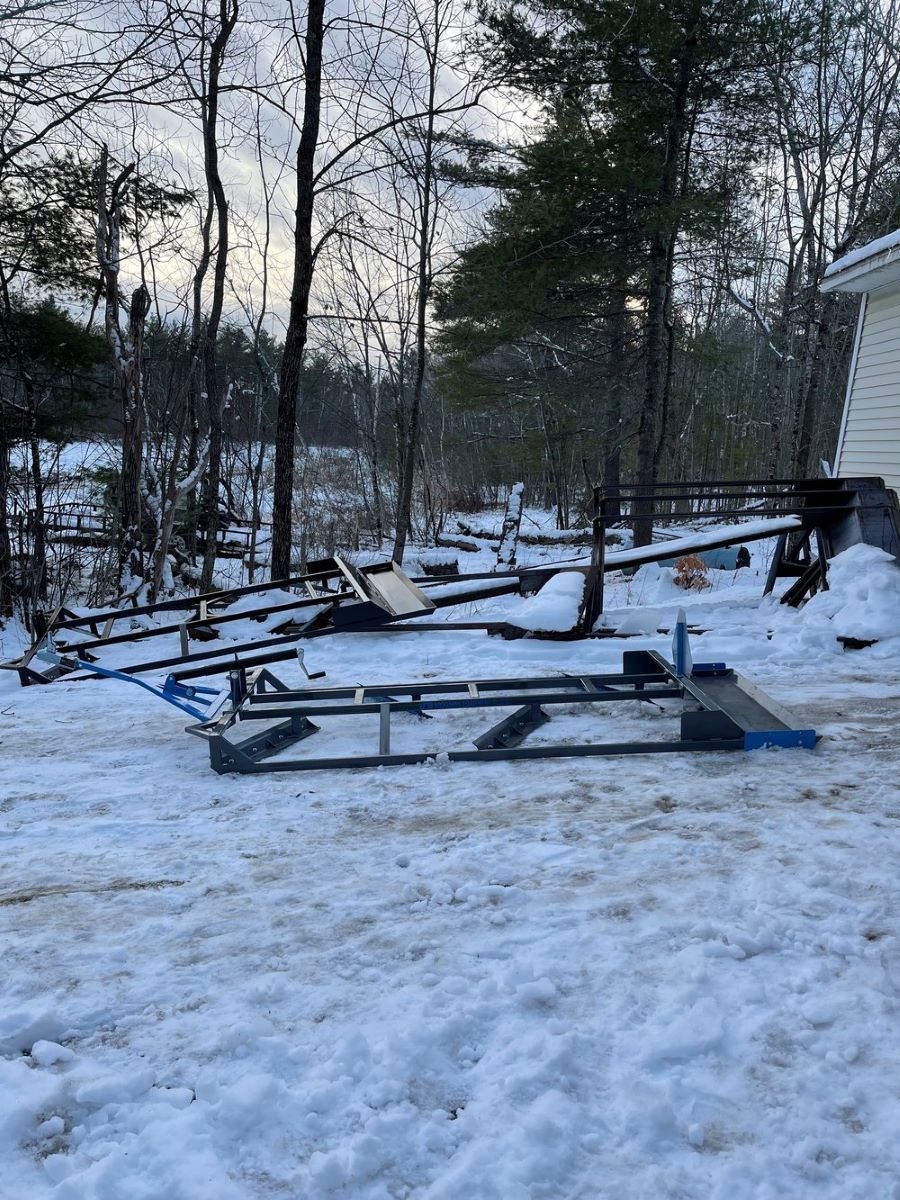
[838,286,900,492]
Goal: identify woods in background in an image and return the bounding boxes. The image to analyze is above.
[2,0,899,616]
[438,0,900,540]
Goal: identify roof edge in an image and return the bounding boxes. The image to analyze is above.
[822,229,900,293]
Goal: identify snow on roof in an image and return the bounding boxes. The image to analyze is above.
[824,228,900,279]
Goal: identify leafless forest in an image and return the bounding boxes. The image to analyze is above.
[2,0,900,620]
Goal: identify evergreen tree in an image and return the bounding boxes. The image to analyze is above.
[441,0,771,537]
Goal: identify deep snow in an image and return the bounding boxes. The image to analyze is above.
[2,540,900,1198]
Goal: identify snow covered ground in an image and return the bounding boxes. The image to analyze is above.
[3,539,900,1198]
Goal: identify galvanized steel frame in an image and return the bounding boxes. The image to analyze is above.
[188,650,815,774]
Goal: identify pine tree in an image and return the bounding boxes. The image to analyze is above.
[441,0,771,538]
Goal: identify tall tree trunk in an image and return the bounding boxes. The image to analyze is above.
[600,283,626,522]
[793,289,836,479]
[95,147,149,597]
[393,0,439,563]
[631,14,699,547]
[369,438,384,548]
[198,0,237,592]
[357,371,384,546]
[633,242,670,546]
[392,227,435,560]
[119,285,149,592]
[0,410,14,618]
[766,269,797,479]
[26,400,47,608]
[8,365,48,617]
[271,0,326,580]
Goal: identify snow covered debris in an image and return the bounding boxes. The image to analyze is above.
[30,1041,75,1067]
[410,549,458,569]
[505,570,585,632]
[611,607,663,635]
[800,543,900,644]
[495,482,525,570]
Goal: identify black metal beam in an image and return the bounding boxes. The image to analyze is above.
[207,736,745,774]
[615,505,849,520]
[594,491,851,505]
[241,670,669,704]
[599,477,840,490]
[238,686,683,720]
[172,643,322,682]
[46,563,344,632]
[55,592,344,654]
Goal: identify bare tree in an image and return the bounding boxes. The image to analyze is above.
[391,0,442,563]
[0,0,174,173]
[773,0,900,477]
[270,0,326,580]
[267,0,489,576]
[95,147,150,595]
[190,0,241,589]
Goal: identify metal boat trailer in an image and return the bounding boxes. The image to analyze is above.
[187,642,815,775]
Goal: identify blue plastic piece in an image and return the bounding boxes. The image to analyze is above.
[744,729,817,751]
[690,662,728,676]
[656,548,743,571]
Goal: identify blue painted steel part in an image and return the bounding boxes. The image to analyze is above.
[744,730,817,750]
[35,645,221,719]
[672,610,692,677]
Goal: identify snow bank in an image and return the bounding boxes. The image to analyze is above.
[613,562,703,608]
[507,571,585,632]
[800,543,900,643]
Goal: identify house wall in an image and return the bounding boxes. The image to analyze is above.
[837,285,900,492]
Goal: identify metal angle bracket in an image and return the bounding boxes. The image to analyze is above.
[473,703,550,751]
[208,714,320,774]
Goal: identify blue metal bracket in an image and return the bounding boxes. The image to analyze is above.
[744,729,817,750]
[36,643,223,720]
[671,609,693,677]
